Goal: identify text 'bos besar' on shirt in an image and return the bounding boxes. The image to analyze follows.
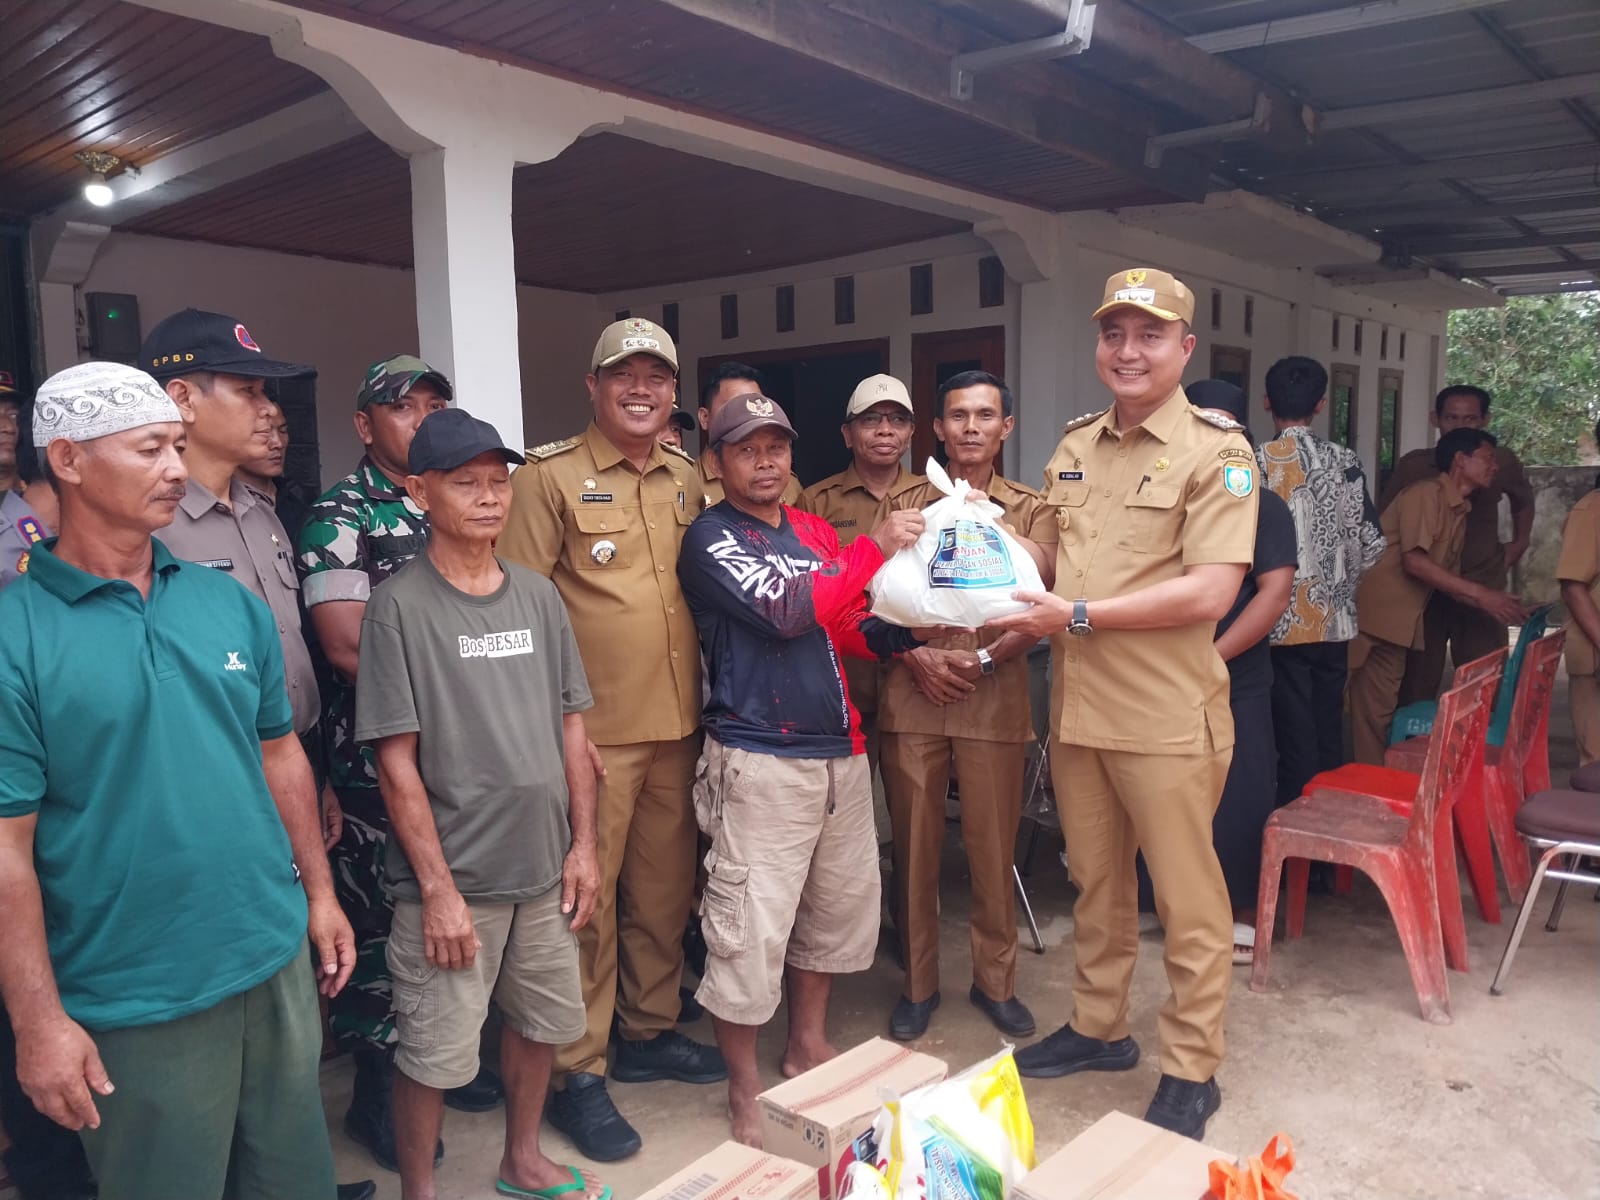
[1042,388,1258,754]
[879,474,1058,742]
[677,502,920,759]
[1557,489,1600,674]
[155,476,321,735]
[495,425,703,746]
[355,554,593,903]
[0,539,306,1031]
[1356,474,1470,650]
[1256,424,1386,646]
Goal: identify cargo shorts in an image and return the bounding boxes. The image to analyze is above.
[692,738,881,1025]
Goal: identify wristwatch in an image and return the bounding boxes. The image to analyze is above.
[1068,599,1093,637]
[975,648,996,676]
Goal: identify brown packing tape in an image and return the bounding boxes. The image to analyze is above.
[1078,1126,1219,1199]
[784,1045,918,1112]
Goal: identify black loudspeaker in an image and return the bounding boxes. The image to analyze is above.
[85,293,141,359]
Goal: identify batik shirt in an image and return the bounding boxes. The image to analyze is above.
[296,456,429,789]
[1256,425,1386,646]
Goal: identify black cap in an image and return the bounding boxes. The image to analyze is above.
[667,409,696,432]
[1186,378,1249,426]
[407,408,526,475]
[140,309,314,381]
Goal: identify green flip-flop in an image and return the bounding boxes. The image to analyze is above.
[496,1165,612,1200]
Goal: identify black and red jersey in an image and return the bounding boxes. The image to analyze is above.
[678,502,918,758]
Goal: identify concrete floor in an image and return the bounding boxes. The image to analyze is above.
[328,725,1600,1199]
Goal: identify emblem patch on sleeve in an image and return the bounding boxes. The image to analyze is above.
[1223,463,1254,498]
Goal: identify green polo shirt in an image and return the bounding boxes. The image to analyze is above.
[0,538,307,1031]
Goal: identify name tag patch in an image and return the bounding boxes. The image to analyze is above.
[1218,448,1252,462]
[579,493,614,503]
[1057,471,1085,481]
[459,629,534,659]
[196,557,235,571]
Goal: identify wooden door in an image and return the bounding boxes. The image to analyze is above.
[910,326,1006,471]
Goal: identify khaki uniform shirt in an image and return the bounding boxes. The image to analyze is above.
[1556,490,1600,675]
[1357,475,1470,650]
[155,477,321,734]
[1043,389,1258,755]
[879,475,1056,742]
[498,424,703,746]
[696,452,803,508]
[1381,445,1531,585]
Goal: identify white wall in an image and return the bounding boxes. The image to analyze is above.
[70,233,599,483]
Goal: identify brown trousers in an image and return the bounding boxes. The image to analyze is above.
[1052,738,1232,1082]
[1398,593,1508,707]
[1348,635,1409,766]
[555,735,699,1082]
[1570,673,1600,766]
[881,733,1025,1004]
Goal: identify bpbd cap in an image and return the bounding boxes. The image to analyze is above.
[140,309,313,381]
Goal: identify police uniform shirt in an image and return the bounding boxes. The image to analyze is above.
[879,475,1056,741]
[1356,475,1469,650]
[696,451,803,509]
[154,477,321,734]
[1043,388,1258,755]
[1557,489,1600,675]
[0,490,47,592]
[797,462,924,545]
[497,423,703,746]
[1381,444,1531,585]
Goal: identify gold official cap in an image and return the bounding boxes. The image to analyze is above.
[591,317,679,373]
[1091,268,1196,325]
[845,373,913,418]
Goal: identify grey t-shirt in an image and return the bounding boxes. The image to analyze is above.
[355,553,593,902]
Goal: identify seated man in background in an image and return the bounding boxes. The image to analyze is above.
[677,394,925,1144]
[357,409,607,1200]
[1349,427,1526,763]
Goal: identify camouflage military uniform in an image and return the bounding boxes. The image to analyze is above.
[297,455,429,1049]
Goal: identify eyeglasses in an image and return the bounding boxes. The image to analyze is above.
[851,411,914,430]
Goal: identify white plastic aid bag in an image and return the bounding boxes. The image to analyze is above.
[868,459,1044,629]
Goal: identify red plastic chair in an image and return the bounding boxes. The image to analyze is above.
[1251,671,1497,1023]
[1306,647,1507,932]
[1386,632,1564,904]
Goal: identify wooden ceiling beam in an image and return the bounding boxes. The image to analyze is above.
[652,0,1211,200]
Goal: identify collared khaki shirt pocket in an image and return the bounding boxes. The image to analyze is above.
[568,505,632,570]
[272,551,301,592]
[1048,483,1089,544]
[1117,483,1182,553]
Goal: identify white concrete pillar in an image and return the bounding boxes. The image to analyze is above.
[409,144,521,446]
[1015,272,1077,488]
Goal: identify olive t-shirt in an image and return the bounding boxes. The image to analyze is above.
[355,554,593,902]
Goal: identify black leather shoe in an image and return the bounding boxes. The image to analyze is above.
[611,1029,728,1083]
[1143,1074,1222,1140]
[1013,1024,1140,1079]
[444,1063,504,1113]
[344,1048,443,1173]
[678,985,705,1024]
[337,1183,377,1200]
[548,1072,642,1161]
[888,992,940,1041]
[968,986,1036,1037]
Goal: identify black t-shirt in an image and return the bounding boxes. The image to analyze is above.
[1218,488,1297,695]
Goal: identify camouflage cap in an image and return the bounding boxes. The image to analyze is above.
[591,317,678,373]
[357,354,454,412]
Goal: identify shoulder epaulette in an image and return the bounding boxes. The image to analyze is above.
[1062,407,1108,433]
[1190,408,1243,432]
[524,436,580,462]
[660,442,696,464]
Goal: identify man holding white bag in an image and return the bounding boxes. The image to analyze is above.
[879,370,1056,1042]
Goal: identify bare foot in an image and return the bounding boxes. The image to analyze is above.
[780,1037,838,1079]
[500,1156,607,1199]
[728,1078,765,1148]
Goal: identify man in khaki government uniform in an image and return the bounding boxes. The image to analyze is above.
[1380,385,1533,706]
[498,318,724,1163]
[880,370,1056,1043]
[799,374,924,762]
[1349,427,1524,765]
[1556,443,1600,764]
[694,361,802,506]
[991,268,1256,1141]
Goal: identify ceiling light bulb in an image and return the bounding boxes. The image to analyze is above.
[84,174,114,206]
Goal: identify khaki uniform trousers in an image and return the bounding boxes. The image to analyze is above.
[1052,738,1232,1082]
[1348,635,1410,766]
[881,733,1025,1004]
[555,734,699,1082]
[1397,593,1509,708]
[1570,673,1600,766]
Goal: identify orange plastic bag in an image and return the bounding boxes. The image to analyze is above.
[1208,1133,1299,1200]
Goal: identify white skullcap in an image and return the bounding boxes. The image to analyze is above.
[33,362,183,448]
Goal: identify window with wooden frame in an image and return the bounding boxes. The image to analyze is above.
[1330,363,1358,449]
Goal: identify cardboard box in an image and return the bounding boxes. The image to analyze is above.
[759,1037,948,1198]
[1016,1111,1235,1200]
[638,1140,821,1200]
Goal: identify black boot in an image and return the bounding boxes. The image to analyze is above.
[343,1047,443,1174]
